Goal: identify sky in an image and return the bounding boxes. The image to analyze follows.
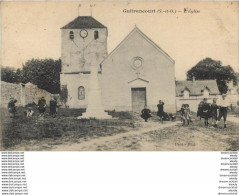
[1,1,238,80]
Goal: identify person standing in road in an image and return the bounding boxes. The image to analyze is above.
[215,94,230,128]
[210,98,219,127]
[157,100,164,123]
[201,98,211,127]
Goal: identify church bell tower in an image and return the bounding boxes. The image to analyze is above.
[60,16,108,108]
[61,16,108,73]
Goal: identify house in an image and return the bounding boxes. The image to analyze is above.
[175,78,220,112]
[60,16,176,113]
[227,81,239,107]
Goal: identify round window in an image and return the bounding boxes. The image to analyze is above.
[132,57,143,70]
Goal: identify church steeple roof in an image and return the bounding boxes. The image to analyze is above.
[61,16,106,29]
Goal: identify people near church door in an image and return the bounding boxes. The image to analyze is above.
[50,96,59,118]
[38,96,47,118]
[215,94,230,128]
[210,98,219,127]
[197,101,203,120]
[8,97,17,118]
[157,100,165,122]
[141,106,151,122]
[201,98,211,127]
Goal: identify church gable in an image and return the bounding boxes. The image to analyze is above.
[101,26,174,66]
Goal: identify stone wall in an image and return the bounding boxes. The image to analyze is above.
[1,81,56,108]
[1,82,22,107]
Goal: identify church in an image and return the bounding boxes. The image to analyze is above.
[60,16,176,113]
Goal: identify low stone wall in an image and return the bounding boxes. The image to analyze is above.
[1,82,22,107]
[1,81,57,108]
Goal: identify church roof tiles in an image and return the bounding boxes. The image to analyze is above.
[61,16,106,29]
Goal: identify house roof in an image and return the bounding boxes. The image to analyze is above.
[176,80,220,96]
[101,26,174,65]
[61,16,106,29]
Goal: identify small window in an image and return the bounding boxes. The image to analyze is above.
[78,86,85,100]
[94,31,99,40]
[69,31,74,40]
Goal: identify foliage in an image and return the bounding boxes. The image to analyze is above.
[1,58,61,94]
[187,58,238,94]
[107,110,133,120]
[1,66,21,83]
[60,85,68,107]
[21,58,61,94]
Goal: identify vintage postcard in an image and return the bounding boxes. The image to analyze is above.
[0,1,238,151]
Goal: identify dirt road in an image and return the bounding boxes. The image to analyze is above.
[51,121,180,151]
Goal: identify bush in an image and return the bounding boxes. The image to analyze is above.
[107,110,133,120]
[25,102,37,107]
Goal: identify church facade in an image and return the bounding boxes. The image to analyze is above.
[60,16,176,113]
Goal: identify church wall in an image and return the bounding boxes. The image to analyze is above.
[60,73,90,108]
[61,28,108,73]
[101,31,176,113]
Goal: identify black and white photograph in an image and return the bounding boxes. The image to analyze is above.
[0,1,238,151]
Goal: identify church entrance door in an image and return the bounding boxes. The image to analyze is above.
[131,88,146,112]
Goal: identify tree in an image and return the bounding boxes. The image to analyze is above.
[187,58,238,94]
[14,68,22,83]
[21,58,61,94]
[1,66,20,83]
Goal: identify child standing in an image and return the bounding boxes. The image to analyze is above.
[8,97,17,118]
[201,98,211,127]
[210,98,218,127]
[181,104,191,125]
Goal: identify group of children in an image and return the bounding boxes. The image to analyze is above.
[197,94,229,128]
[8,96,60,119]
[140,94,230,129]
